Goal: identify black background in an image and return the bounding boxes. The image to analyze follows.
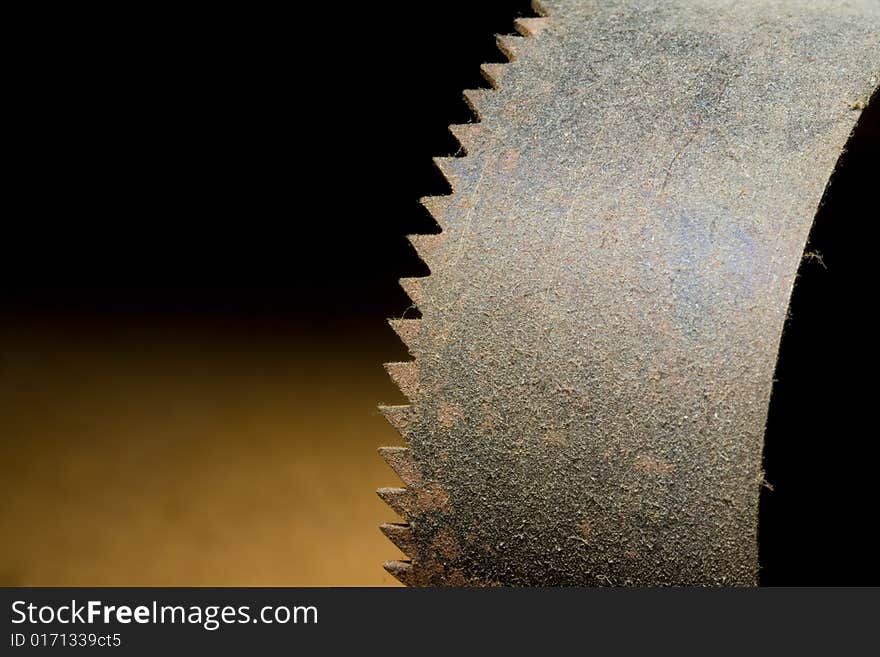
[4,1,878,584]
[5,1,540,321]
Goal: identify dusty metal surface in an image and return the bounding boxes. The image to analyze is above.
[379,0,880,586]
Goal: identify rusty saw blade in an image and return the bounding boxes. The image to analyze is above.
[378,0,880,586]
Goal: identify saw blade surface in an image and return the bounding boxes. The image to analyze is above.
[379,0,880,586]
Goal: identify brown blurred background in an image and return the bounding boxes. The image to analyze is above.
[0,314,407,586]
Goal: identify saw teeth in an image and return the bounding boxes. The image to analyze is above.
[433,156,464,191]
[383,362,420,400]
[419,195,451,231]
[398,277,424,308]
[380,523,418,559]
[514,17,548,37]
[449,123,482,154]
[383,560,416,586]
[463,89,492,119]
[480,62,508,88]
[377,487,415,520]
[388,319,422,356]
[496,34,524,61]
[378,446,420,487]
[380,1,552,587]
[378,404,416,440]
[531,0,550,17]
[408,233,444,271]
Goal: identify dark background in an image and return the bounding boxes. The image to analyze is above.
[4,1,539,320]
[2,1,877,585]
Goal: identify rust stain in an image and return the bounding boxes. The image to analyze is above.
[542,428,567,446]
[416,482,452,513]
[431,529,462,561]
[402,362,420,396]
[404,279,423,307]
[415,559,444,586]
[398,459,423,488]
[437,401,464,429]
[444,568,503,587]
[581,516,591,542]
[445,569,469,586]
[478,414,494,432]
[500,148,520,171]
[478,403,500,432]
[633,453,675,475]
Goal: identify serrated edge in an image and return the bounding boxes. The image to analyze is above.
[379,0,551,585]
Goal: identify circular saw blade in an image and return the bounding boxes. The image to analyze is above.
[379,0,880,586]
